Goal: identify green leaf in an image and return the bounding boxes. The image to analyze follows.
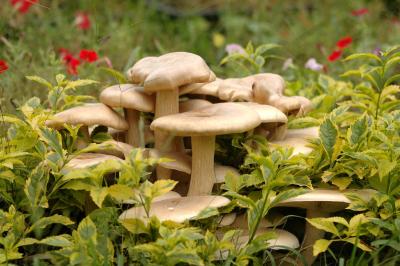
[344,237,372,252]
[90,187,109,208]
[151,179,177,198]
[331,177,352,190]
[344,53,382,63]
[307,218,341,236]
[319,118,338,159]
[313,239,332,256]
[24,165,49,208]
[378,159,396,180]
[16,237,39,247]
[347,115,369,146]
[65,79,98,90]
[120,218,149,235]
[30,214,74,232]
[77,217,97,242]
[26,75,52,89]
[100,67,127,83]
[39,235,72,247]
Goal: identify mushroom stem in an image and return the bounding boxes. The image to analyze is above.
[155,89,181,180]
[76,125,90,150]
[300,208,329,266]
[124,109,141,147]
[188,136,215,196]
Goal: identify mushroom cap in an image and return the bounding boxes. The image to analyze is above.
[236,229,299,250]
[46,103,128,131]
[179,78,221,96]
[218,212,237,226]
[119,195,230,223]
[276,189,351,211]
[236,102,288,124]
[217,77,254,102]
[252,73,285,98]
[291,96,313,115]
[99,84,154,112]
[214,164,240,184]
[285,127,319,139]
[127,52,215,92]
[64,153,123,169]
[270,137,313,156]
[179,99,213,113]
[95,140,134,158]
[151,103,261,136]
[145,148,192,174]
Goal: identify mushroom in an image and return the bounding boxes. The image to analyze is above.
[217,77,254,102]
[151,103,261,195]
[127,52,215,153]
[269,127,319,156]
[119,195,230,223]
[235,228,299,250]
[46,103,128,149]
[179,78,221,98]
[99,84,154,147]
[236,102,288,140]
[109,125,154,144]
[275,189,374,265]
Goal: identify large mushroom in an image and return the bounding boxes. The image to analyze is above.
[127,52,215,153]
[45,103,128,149]
[275,189,374,265]
[151,103,261,195]
[99,84,154,147]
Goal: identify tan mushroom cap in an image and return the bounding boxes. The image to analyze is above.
[127,52,215,92]
[236,102,288,124]
[214,164,240,184]
[179,99,213,113]
[99,84,154,112]
[64,153,123,169]
[179,78,221,96]
[95,140,134,158]
[119,195,230,223]
[276,189,375,211]
[217,77,254,102]
[151,103,261,136]
[46,103,128,131]
[145,148,192,174]
[252,73,285,99]
[236,229,300,250]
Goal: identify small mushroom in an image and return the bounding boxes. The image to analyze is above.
[236,228,300,250]
[119,195,230,223]
[275,189,374,265]
[217,77,254,102]
[179,78,221,97]
[214,164,240,184]
[151,103,261,195]
[99,84,154,147]
[46,103,128,149]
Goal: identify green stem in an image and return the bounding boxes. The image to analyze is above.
[247,189,270,244]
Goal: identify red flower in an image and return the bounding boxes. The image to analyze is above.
[75,12,91,30]
[351,8,369,17]
[10,0,38,14]
[79,49,98,63]
[59,48,80,75]
[328,50,342,62]
[0,60,9,74]
[336,36,353,49]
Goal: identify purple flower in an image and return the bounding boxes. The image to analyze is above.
[372,47,381,56]
[305,58,324,71]
[225,44,246,55]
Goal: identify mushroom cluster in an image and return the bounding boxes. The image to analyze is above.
[46,51,329,263]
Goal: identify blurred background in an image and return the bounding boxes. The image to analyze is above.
[1,0,399,113]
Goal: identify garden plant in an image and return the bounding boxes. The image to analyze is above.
[1,1,400,265]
